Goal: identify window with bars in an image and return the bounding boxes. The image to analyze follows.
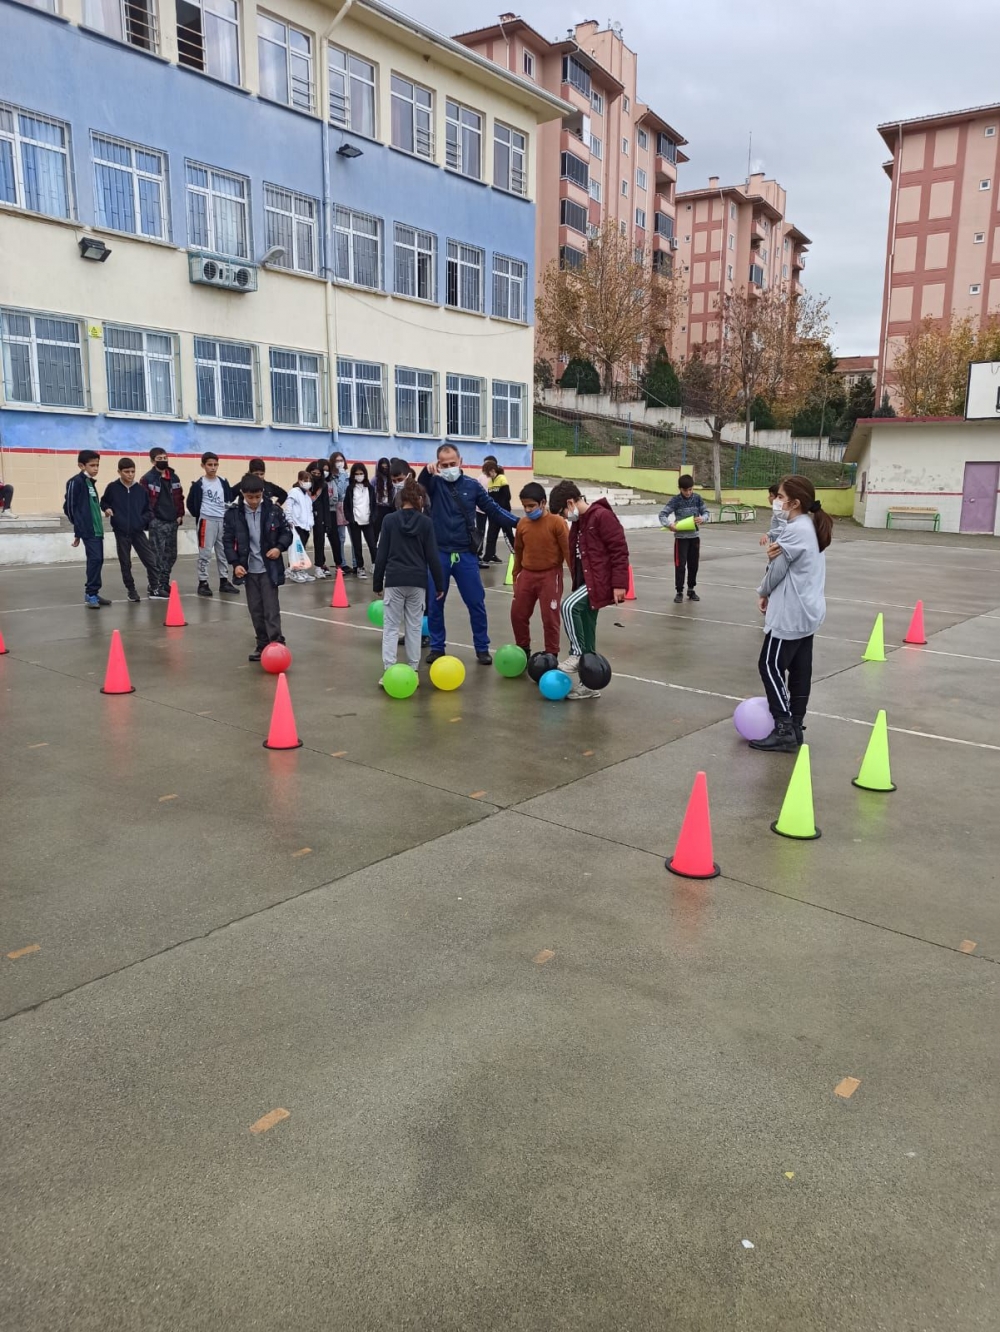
[105,325,177,415]
[185,161,249,257]
[83,0,158,52]
[258,12,313,111]
[1,309,86,408]
[92,133,167,239]
[560,151,588,189]
[0,103,72,219]
[446,373,485,439]
[390,75,433,158]
[177,0,240,85]
[264,184,317,273]
[492,380,524,441]
[334,207,382,288]
[328,45,376,137]
[560,198,587,233]
[492,254,527,322]
[393,224,436,302]
[194,337,256,420]
[395,366,437,436]
[446,240,484,313]
[23,0,59,10]
[494,122,527,196]
[337,358,386,431]
[269,348,323,426]
[445,99,482,180]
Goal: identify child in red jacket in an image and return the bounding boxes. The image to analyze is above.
[548,480,629,699]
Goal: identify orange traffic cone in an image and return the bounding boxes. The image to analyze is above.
[100,629,135,694]
[625,564,637,601]
[263,672,302,750]
[330,568,350,609]
[0,626,8,655]
[164,580,187,627]
[904,600,927,646]
[666,771,720,879]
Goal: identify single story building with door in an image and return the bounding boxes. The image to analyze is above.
[845,416,1000,535]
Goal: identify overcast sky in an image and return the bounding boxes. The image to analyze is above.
[424,0,999,354]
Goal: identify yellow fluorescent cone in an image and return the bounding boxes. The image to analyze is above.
[852,709,897,792]
[862,613,886,663]
[674,515,697,532]
[505,554,515,586]
[771,744,821,840]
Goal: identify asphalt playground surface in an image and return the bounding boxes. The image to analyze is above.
[2,519,999,1331]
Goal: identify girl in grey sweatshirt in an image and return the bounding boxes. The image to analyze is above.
[749,474,833,753]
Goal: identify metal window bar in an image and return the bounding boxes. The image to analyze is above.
[0,104,72,218]
[1,310,85,407]
[194,337,254,420]
[176,0,240,82]
[264,185,317,272]
[105,325,175,415]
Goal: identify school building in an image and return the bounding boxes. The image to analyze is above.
[0,0,570,512]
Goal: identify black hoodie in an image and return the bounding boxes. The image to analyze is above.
[372,508,444,595]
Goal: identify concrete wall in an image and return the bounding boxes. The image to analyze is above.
[534,446,856,514]
[855,421,1000,532]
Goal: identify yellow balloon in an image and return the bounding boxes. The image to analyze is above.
[429,654,466,691]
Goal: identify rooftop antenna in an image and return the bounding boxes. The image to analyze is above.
[746,130,752,182]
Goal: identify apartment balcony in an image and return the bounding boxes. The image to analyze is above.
[751,214,766,241]
[559,176,590,211]
[560,82,594,118]
[793,251,806,271]
[560,126,591,163]
[748,263,766,291]
[654,191,674,218]
[655,154,678,188]
[558,223,589,253]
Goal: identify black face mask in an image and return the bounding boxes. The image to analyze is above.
[154,460,169,471]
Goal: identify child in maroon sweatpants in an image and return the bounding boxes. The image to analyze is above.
[510,482,570,657]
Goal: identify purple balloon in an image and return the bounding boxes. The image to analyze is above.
[733,695,774,741]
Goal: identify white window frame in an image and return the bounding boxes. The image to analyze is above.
[589,177,602,202]
[264,184,318,274]
[590,90,604,115]
[637,128,648,151]
[446,372,486,439]
[194,336,258,421]
[0,308,88,409]
[91,132,168,239]
[636,167,647,192]
[445,99,483,180]
[0,102,73,219]
[589,133,602,160]
[635,207,646,229]
[728,232,735,250]
[269,347,325,427]
[621,178,628,197]
[393,222,436,302]
[727,264,734,280]
[390,74,433,159]
[781,263,787,278]
[974,231,986,244]
[328,44,376,138]
[185,160,250,258]
[333,206,383,289]
[492,380,525,442]
[522,50,535,79]
[337,357,386,432]
[395,366,438,436]
[986,126,997,138]
[623,95,630,113]
[492,254,527,322]
[446,239,485,313]
[979,179,992,191]
[730,203,737,220]
[258,11,314,112]
[176,0,241,85]
[104,323,179,416]
[494,121,527,197]
[970,283,982,295]
[621,137,629,156]
[83,0,159,51]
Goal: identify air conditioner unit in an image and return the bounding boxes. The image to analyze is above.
[670,237,680,250]
[188,254,258,292]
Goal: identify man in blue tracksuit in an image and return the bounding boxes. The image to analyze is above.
[418,445,519,665]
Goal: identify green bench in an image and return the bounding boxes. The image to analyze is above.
[885,505,941,532]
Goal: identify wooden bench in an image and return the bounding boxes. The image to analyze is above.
[885,505,941,532]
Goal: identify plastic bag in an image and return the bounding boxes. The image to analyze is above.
[289,530,312,571]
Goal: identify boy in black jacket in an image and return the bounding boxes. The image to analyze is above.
[64,449,109,608]
[100,457,157,602]
[140,447,185,597]
[223,474,293,662]
[248,457,287,506]
[187,450,239,598]
[373,476,444,681]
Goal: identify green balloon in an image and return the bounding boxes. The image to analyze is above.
[367,599,385,627]
[494,644,528,678]
[382,664,418,699]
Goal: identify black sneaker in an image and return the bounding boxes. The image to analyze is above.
[127,589,141,603]
[197,581,213,598]
[687,590,701,602]
[218,579,240,596]
[749,720,798,753]
[674,592,684,603]
[248,649,264,662]
[476,651,493,666]
[149,588,169,600]
[489,556,503,565]
[426,649,445,664]
[95,596,112,607]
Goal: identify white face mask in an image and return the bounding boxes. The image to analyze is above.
[300,482,311,491]
[772,498,784,514]
[565,506,579,523]
[439,466,461,483]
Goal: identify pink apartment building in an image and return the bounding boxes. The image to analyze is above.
[673,173,810,363]
[455,17,688,325]
[877,103,1000,404]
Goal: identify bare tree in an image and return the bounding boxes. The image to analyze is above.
[894,314,1000,415]
[536,221,683,391]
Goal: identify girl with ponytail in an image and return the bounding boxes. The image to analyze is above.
[750,474,831,752]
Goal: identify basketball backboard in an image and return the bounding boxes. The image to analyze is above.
[965,361,1000,419]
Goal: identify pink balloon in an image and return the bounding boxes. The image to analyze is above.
[733,695,774,741]
[261,643,293,674]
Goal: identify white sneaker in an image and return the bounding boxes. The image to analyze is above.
[1,510,14,519]
[357,569,368,580]
[557,654,580,676]
[567,684,600,700]
[314,568,330,579]
[301,571,316,581]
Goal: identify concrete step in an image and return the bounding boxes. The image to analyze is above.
[0,514,61,530]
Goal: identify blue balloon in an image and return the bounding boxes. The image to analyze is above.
[421,615,429,636]
[538,669,572,701]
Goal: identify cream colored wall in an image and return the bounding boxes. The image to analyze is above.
[861,422,1000,533]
